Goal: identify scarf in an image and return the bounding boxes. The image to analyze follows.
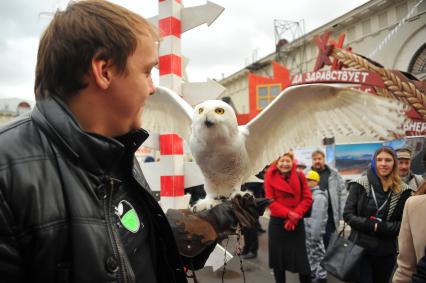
[269,165,301,195]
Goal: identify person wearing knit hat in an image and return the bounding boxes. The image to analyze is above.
[304,170,328,283]
[396,147,424,192]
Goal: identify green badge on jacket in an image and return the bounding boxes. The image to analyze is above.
[115,200,141,233]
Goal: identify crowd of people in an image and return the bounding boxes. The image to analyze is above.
[239,147,426,283]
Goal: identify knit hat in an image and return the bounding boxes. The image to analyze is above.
[396,147,412,160]
[306,170,320,182]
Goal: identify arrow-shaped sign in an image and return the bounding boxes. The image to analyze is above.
[181,1,224,33]
[182,79,226,106]
[147,1,224,33]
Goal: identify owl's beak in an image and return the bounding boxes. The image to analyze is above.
[204,120,214,128]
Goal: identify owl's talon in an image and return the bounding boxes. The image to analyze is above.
[192,197,221,212]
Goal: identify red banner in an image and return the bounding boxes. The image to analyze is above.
[291,70,384,87]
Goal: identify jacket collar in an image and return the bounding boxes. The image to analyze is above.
[31,95,149,175]
[312,164,330,174]
[267,165,298,195]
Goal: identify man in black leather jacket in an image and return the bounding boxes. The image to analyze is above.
[0,1,269,282]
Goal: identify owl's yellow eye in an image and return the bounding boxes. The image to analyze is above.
[215,108,225,115]
[198,108,204,114]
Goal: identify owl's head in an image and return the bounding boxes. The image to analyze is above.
[192,100,238,136]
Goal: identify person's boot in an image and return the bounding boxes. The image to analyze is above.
[316,278,327,283]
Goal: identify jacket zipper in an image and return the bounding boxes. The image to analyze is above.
[104,176,130,283]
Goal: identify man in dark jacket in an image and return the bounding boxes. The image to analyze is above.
[0,1,268,282]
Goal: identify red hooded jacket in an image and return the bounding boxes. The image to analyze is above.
[265,164,313,218]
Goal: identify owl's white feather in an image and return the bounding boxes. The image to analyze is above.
[243,84,407,178]
[141,84,407,210]
[141,86,194,139]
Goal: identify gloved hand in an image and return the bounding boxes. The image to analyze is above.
[197,193,271,240]
[365,218,380,234]
[287,211,302,225]
[284,220,296,231]
[166,193,271,269]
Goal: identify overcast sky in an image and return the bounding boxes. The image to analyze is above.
[0,0,369,101]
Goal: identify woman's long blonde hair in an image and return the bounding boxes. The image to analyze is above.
[374,147,401,193]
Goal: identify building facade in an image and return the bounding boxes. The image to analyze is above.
[219,0,426,116]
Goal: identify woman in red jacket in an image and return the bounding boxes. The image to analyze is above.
[265,151,313,283]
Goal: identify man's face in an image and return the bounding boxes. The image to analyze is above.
[312,153,325,171]
[398,158,411,177]
[107,34,158,135]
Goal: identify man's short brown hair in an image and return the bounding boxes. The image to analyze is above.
[35,0,158,99]
[311,149,325,158]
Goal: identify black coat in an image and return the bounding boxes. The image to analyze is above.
[343,172,412,255]
[0,96,190,282]
[413,247,426,283]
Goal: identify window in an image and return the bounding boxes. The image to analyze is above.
[362,19,371,35]
[378,12,388,28]
[256,84,282,110]
[408,43,426,75]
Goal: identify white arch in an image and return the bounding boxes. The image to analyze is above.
[393,24,426,71]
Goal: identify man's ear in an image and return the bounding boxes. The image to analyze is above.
[91,56,113,90]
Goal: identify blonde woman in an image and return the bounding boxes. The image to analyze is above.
[343,146,413,283]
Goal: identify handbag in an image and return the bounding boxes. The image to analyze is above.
[321,223,364,282]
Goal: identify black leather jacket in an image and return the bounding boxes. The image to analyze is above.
[343,171,412,256]
[0,96,188,282]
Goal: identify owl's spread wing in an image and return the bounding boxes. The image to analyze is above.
[141,86,194,140]
[242,84,408,176]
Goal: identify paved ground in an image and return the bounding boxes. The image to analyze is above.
[194,217,347,283]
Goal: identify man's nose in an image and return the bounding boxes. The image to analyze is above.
[148,78,156,95]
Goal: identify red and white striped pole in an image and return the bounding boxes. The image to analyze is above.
[158,0,187,210]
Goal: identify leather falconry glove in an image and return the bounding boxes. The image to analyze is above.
[166,193,271,270]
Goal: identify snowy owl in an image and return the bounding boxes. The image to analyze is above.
[141,84,407,210]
